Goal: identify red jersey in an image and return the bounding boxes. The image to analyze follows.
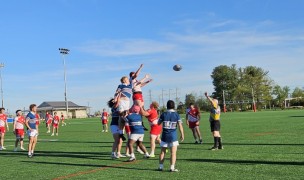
[101,112,108,120]
[35,114,40,125]
[0,114,7,127]
[53,115,60,125]
[14,116,25,130]
[146,108,158,126]
[187,108,200,122]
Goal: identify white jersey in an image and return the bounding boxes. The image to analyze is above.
[132,79,142,92]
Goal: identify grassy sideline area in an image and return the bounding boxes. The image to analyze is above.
[1,110,304,179]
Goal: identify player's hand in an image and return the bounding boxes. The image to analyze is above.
[140,64,144,68]
[195,121,199,126]
[204,92,208,96]
[144,127,148,131]
[144,74,150,79]
[186,121,189,126]
[180,135,184,142]
[13,130,16,135]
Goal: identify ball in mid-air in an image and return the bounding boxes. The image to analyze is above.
[173,64,182,71]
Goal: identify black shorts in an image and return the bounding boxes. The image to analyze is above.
[210,120,220,132]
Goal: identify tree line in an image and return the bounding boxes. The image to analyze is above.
[177,64,303,113]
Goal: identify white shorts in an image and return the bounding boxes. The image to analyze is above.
[110,125,120,135]
[160,141,179,148]
[27,129,38,137]
[130,134,144,142]
[118,99,130,112]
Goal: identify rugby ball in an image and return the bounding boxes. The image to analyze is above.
[173,64,182,71]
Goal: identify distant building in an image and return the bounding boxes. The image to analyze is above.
[37,101,88,119]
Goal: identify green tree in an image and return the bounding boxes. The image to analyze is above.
[272,85,290,108]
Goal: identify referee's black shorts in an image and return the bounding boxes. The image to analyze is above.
[210,120,221,132]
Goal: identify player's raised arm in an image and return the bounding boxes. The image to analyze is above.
[140,106,150,117]
[205,92,213,104]
[133,64,144,79]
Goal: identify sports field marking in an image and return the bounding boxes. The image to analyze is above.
[53,160,142,180]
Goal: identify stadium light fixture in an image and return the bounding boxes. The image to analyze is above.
[59,48,70,118]
[0,63,4,108]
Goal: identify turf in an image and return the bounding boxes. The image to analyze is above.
[1,110,304,180]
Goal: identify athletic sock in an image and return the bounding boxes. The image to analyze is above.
[170,165,175,170]
[218,137,222,147]
[28,152,31,155]
[214,137,219,148]
[159,164,164,169]
[131,153,135,158]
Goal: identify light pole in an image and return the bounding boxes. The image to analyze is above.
[0,63,4,108]
[223,90,227,113]
[251,87,256,112]
[59,48,70,118]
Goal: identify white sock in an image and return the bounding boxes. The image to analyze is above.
[150,151,154,155]
[28,152,31,155]
[159,164,164,169]
[131,153,135,158]
[170,165,175,170]
[31,150,34,154]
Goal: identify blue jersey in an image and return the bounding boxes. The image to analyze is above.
[26,112,37,129]
[110,107,119,126]
[126,113,144,134]
[117,82,132,99]
[158,110,182,143]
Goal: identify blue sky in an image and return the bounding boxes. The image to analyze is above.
[0,0,303,114]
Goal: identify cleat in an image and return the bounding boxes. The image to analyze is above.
[170,169,179,172]
[14,148,18,152]
[157,168,163,171]
[21,147,26,151]
[1,146,6,150]
[117,154,126,158]
[125,153,131,157]
[28,154,33,158]
[137,149,145,155]
[194,141,198,144]
[51,133,54,136]
[210,147,218,151]
[128,157,136,162]
[144,154,150,159]
[149,154,156,158]
[218,146,224,150]
[200,139,203,144]
[111,154,118,159]
[102,130,105,132]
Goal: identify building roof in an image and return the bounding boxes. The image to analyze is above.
[37,101,87,111]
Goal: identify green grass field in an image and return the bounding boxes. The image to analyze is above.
[1,110,304,180]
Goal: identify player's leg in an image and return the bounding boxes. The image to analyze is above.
[56,127,59,136]
[128,139,136,161]
[28,136,33,157]
[158,146,167,171]
[195,126,203,144]
[137,135,150,158]
[150,134,157,157]
[111,133,119,158]
[51,125,55,136]
[31,135,38,156]
[20,134,25,150]
[191,127,198,143]
[105,123,108,132]
[169,145,178,172]
[14,135,19,151]
[0,132,5,149]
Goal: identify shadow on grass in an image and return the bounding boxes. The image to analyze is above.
[289,116,304,118]
[20,161,158,171]
[224,143,304,146]
[183,158,304,166]
[0,150,113,160]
